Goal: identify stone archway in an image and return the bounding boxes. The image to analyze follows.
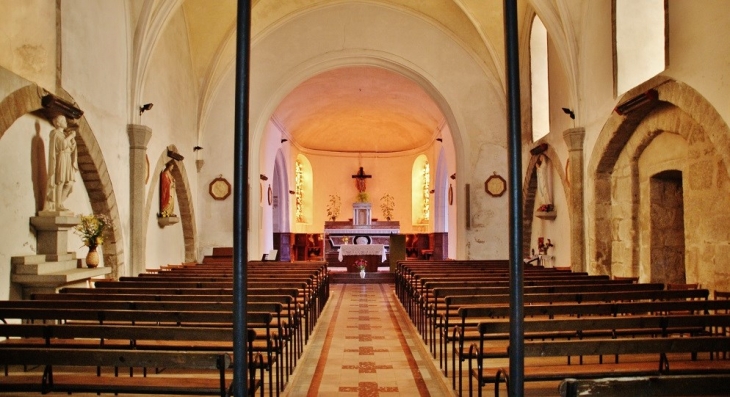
[0,84,124,278]
[521,144,568,257]
[589,77,730,280]
[144,145,197,264]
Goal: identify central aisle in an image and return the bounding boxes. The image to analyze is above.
[284,283,452,396]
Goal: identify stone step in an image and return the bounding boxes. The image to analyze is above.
[12,266,112,288]
[330,271,394,284]
[13,259,80,275]
[11,253,76,265]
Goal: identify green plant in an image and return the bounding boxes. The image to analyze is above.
[380,194,395,220]
[74,214,111,248]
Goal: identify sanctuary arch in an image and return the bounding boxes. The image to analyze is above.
[0,84,124,278]
[590,78,730,292]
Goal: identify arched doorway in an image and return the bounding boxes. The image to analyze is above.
[649,170,685,284]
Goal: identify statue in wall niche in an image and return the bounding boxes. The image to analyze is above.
[536,154,552,209]
[42,115,77,212]
[158,160,176,217]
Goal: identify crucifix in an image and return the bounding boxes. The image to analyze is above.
[351,167,372,192]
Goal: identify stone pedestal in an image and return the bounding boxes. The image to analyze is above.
[12,214,111,299]
[31,212,79,256]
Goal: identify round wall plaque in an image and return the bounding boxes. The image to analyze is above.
[485,173,506,197]
[209,176,231,200]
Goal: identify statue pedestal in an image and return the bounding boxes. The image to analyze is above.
[12,213,110,299]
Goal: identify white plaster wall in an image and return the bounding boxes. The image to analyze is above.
[243,2,506,260]
[666,0,730,128]
[197,72,235,259]
[0,0,56,92]
[60,0,130,270]
[142,8,199,269]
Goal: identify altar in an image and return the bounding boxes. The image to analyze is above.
[338,244,386,272]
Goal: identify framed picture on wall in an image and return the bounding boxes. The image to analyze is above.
[209,176,231,200]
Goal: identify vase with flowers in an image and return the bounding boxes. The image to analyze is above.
[74,213,110,268]
[354,258,367,278]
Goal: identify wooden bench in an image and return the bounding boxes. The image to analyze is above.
[470,335,730,397]
[559,374,730,397]
[0,347,244,396]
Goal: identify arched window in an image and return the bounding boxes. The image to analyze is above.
[530,15,549,141]
[294,154,313,224]
[615,0,666,95]
[411,155,430,226]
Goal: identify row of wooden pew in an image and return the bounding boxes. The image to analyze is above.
[395,259,730,397]
[0,255,329,397]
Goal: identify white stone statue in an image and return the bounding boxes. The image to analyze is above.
[536,154,552,206]
[43,115,77,212]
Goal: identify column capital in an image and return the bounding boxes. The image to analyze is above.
[127,124,152,149]
[563,127,585,152]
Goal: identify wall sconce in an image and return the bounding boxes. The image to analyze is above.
[289,190,295,194]
[561,107,575,120]
[436,138,443,142]
[139,103,153,116]
[281,139,288,143]
[614,89,658,116]
[260,174,268,181]
[450,173,456,180]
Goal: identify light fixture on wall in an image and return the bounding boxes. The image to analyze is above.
[561,107,575,119]
[139,103,154,116]
[281,139,288,143]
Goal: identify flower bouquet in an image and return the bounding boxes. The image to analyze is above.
[74,213,110,268]
[354,258,367,272]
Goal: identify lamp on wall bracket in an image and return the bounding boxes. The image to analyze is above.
[260,174,268,181]
[139,103,153,116]
[614,89,658,116]
[562,107,575,128]
[281,139,288,143]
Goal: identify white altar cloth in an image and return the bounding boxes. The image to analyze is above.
[338,244,386,262]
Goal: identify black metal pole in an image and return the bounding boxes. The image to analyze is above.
[232,1,251,396]
[503,0,524,396]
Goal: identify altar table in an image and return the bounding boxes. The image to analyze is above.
[338,244,386,272]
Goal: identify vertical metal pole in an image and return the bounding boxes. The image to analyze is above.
[503,0,524,395]
[232,1,251,396]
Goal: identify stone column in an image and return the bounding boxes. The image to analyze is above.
[563,127,586,272]
[128,124,152,276]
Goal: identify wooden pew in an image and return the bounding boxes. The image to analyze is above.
[470,336,730,397]
[0,327,263,397]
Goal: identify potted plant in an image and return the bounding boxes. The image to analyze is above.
[74,213,111,268]
[326,194,341,221]
[380,194,395,221]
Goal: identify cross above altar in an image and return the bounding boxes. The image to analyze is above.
[352,167,372,192]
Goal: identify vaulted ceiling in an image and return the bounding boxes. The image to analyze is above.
[179,0,509,154]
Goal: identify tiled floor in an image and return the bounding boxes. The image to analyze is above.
[283,283,453,396]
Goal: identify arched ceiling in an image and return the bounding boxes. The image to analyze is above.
[272,66,444,154]
[178,0,509,154]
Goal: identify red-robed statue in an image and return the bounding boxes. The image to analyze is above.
[159,160,176,217]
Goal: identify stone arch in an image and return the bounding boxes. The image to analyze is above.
[0,84,124,279]
[521,144,568,256]
[589,77,730,276]
[0,84,124,278]
[144,145,197,263]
